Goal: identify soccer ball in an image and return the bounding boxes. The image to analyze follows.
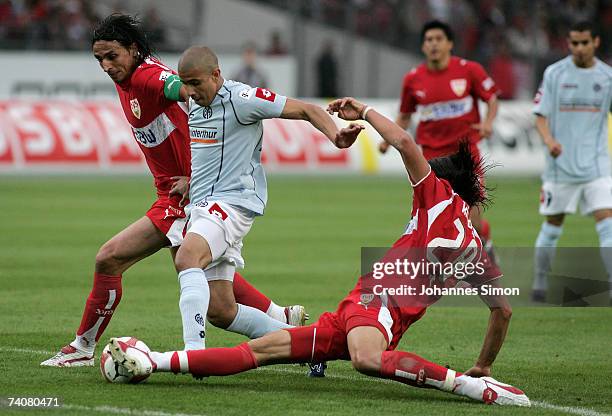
[100,337,151,384]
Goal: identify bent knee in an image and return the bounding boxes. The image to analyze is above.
[546,214,565,227]
[174,248,212,272]
[95,242,124,273]
[207,301,238,328]
[351,350,382,375]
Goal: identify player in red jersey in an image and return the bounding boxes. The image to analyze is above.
[109,97,530,407]
[41,14,305,368]
[380,20,499,255]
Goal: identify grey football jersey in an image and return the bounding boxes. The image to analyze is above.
[534,57,612,183]
[187,80,287,215]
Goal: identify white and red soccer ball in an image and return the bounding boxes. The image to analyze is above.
[100,337,150,384]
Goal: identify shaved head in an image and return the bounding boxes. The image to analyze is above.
[178,46,224,106]
[179,46,219,74]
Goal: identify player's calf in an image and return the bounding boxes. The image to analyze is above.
[207,280,239,328]
[379,350,530,406]
[108,338,261,378]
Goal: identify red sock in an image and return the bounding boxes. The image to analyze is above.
[479,219,491,241]
[380,351,461,391]
[232,272,272,312]
[76,272,122,344]
[171,343,258,377]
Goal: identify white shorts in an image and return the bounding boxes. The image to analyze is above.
[539,176,612,216]
[186,201,255,281]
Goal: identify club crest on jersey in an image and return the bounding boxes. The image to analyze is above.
[360,293,375,305]
[239,88,254,100]
[255,88,276,102]
[130,98,141,119]
[450,79,467,97]
[202,106,213,119]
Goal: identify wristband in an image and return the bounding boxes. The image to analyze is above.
[361,106,372,120]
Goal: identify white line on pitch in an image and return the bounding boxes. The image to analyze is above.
[532,401,612,416]
[63,404,206,416]
[260,367,612,415]
[4,346,610,416]
[1,346,53,355]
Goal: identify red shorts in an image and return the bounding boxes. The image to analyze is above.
[146,195,187,247]
[286,298,424,363]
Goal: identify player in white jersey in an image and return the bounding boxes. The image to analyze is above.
[171,46,362,349]
[532,21,612,303]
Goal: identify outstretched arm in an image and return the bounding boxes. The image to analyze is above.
[328,97,430,183]
[464,280,512,377]
[281,98,362,149]
[379,111,412,154]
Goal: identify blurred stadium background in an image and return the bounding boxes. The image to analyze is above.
[0,0,610,176]
[1,1,611,415]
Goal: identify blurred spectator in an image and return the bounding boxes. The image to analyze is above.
[447,1,478,56]
[0,0,185,51]
[143,7,166,47]
[488,40,517,99]
[63,0,92,50]
[266,30,287,55]
[0,0,15,41]
[316,39,338,97]
[232,42,268,88]
[506,14,549,58]
[427,0,451,21]
[560,0,597,25]
[2,0,611,95]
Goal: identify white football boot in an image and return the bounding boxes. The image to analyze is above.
[40,344,94,367]
[456,375,531,406]
[108,337,156,377]
[285,305,309,326]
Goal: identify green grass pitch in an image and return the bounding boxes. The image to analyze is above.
[0,175,610,415]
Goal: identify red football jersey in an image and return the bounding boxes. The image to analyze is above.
[115,57,190,196]
[399,56,498,152]
[348,169,501,348]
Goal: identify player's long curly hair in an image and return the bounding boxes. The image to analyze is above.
[92,14,155,63]
[428,141,493,208]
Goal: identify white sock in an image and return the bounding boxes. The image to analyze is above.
[266,301,287,323]
[70,336,95,355]
[149,351,175,372]
[533,222,562,291]
[596,218,612,299]
[227,303,292,339]
[178,268,209,350]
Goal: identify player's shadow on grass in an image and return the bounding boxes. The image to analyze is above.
[138,373,470,406]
